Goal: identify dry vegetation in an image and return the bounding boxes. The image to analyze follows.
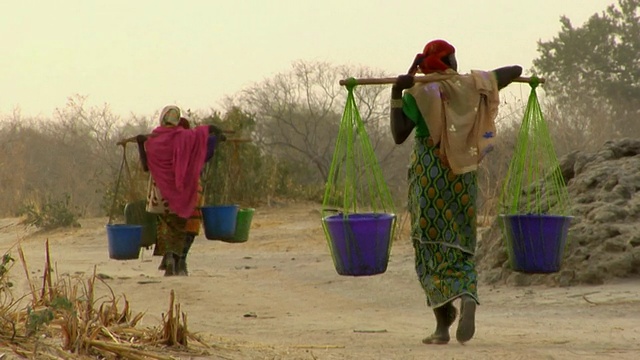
[0,240,212,359]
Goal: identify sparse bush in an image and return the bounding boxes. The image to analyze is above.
[19,193,81,230]
[0,253,14,296]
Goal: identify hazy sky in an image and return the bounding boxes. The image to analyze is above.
[2,0,615,119]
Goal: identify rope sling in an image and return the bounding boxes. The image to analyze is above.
[106,145,146,260]
[498,78,573,273]
[321,79,397,276]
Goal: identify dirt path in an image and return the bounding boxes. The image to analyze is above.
[2,203,639,359]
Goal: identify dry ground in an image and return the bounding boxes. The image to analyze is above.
[1,202,639,359]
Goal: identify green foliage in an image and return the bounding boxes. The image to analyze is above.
[533,0,640,139]
[0,253,15,292]
[25,296,73,336]
[26,307,55,336]
[50,295,74,312]
[0,253,14,278]
[19,193,82,230]
[199,107,300,205]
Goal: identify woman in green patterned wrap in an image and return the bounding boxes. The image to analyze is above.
[390,39,522,344]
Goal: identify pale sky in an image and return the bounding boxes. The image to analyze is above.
[2,0,615,119]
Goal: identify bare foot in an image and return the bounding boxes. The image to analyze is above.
[456,296,477,344]
[176,257,189,276]
[163,254,176,276]
[422,303,457,345]
[445,303,458,327]
[158,253,168,271]
[422,332,449,345]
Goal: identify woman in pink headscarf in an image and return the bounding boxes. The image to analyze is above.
[390,40,522,345]
[136,105,225,276]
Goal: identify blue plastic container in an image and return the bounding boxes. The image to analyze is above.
[106,224,142,260]
[202,205,239,240]
[499,214,573,273]
[323,213,396,276]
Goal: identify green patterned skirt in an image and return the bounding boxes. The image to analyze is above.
[155,213,188,256]
[409,137,479,308]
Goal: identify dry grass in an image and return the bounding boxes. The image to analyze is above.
[0,240,212,359]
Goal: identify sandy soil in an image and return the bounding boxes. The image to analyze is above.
[2,202,639,359]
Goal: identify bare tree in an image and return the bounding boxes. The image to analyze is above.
[0,96,157,217]
[228,60,407,188]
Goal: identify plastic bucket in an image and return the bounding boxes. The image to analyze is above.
[201,205,239,240]
[322,213,396,276]
[106,224,142,260]
[228,208,255,243]
[499,214,573,273]
[123,200,157,248]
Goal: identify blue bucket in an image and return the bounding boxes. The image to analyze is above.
[499,214,573,273]
[323,213,396,276]
[106,224,142,260]
[201,205,239,240]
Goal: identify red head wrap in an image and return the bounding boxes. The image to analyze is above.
[409,39,456,75]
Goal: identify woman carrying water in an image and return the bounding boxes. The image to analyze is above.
[390,39,522,344]
[136,105,225,276]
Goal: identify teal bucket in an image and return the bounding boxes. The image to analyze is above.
[228,208,255,243]
[202,205,239,240]
[106,224,142,260]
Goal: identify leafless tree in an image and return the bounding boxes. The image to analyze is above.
[228,60,409,191]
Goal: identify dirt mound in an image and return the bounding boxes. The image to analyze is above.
[477,138,640,286]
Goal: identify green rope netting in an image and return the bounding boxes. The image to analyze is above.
[499,78,571,216]
[320,79,397,275]
[321,79,396,218]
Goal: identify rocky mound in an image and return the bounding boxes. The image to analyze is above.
[477,138,640,286]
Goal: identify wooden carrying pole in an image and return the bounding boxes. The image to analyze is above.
[339,75,545,86]
[116,130,239,146]
[117,137,249,146]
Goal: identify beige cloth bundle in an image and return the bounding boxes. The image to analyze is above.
[406,69,500,174]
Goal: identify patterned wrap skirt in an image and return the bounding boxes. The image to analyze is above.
[148,176,203,256]
[156,213,188,256]
[409,136,479,308]
[184,183,204,236]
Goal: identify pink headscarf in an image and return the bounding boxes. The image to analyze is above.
[145,106,209,218]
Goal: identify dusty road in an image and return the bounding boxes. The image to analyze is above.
[2,202,639,359]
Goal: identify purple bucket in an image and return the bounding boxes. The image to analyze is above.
[499,214,573,273]
[323,213,395,276]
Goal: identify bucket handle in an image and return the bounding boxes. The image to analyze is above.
[107,145,129,225]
